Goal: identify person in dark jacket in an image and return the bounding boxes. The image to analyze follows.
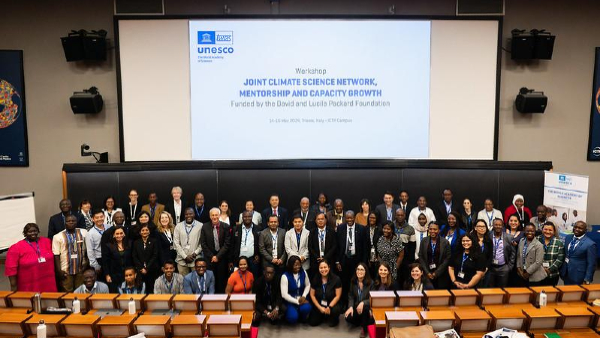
[102,225,133,293]
[252,265,284,326]
[132,223,160,294]
[344,262,374,338]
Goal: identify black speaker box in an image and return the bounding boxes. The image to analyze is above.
[70,92,104,114]
[515,92,548,113]
[534,35,555,59]
[511,35,535,60]
[61,35,107,62]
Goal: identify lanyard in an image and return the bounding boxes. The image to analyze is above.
[481,242,485,253]
[26,240,41,257]
[150,205,156,219]
[130,204,137,219]
[348,228,354,244]
[243,226,252,246]
[94,226,105,235]
[106,210,113,224]
[185,221,195,244]
[197,274,206,294]
[430,240,437,263]
[296,232,302,250]
[386,208,392,221]
[460,253,468,273]
[357,284,363,300]
[420,232,424,241]
[322,283,327,301]
[296,276,302,297]
[163,275,173,293]
[486,211,494,225]
[319,229,326,243]
[516,208,524,221]
[266,282,271,299]
[395,225,404,236]
[164,230,173,244]
[301,211,308,225]
[522,241,529,264]
[195,205,204,219]
[239,270,248,293]
[271,232,277,250]
[493,237,502,257]
[568,238,580,257]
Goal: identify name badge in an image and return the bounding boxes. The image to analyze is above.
[273,251,278,259]
[184,244,191,250]
[70,254,78,259]
[320,251,324,258]
[77,240,84,244]
[542,262,550,268]
[267,305,272,311]
[38,257,46,263]
[493,259,499,265]
[169,245,174,251]
[565,258,570,263]
[457,272,465,279]
[429,263,436,270]
[320,300,328,307]
[131,221,137,225]
[371,248,375,254]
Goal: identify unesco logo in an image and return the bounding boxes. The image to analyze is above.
[197,31,233,45]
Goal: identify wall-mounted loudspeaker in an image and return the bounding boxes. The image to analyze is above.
[511,29,555,60]
[70,87,104,114]
[515,87,547,113]
[61,30,107,62]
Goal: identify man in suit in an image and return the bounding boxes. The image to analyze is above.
[487,218,516,287]
[284,214,311,271]
[398,190,414,216]
[258,215,287,275]
[183,258,216,296]
[326,199,345,231]
[561,221,597,285]
[230,210,261,277]
[291,197,317,231]
[262,194,289,230]
[123,189,141,227]
[200,208,231,293]
[141,192,164,226]
[48,199,86,239]
[191,192,210,224]
[433,188,459,222]
[164,186,186,224]
[336,211,368,306]
[374,191,400,226]
[308,213,338,278]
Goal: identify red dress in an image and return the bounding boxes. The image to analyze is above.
[5,237,57,292]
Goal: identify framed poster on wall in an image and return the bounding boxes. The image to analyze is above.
[588,47,600,161]
[0,50,28,166]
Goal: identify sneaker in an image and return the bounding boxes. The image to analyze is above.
[360,328,366,338]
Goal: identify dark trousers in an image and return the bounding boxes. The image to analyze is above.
[340,256,360,307]
[431,271,450,290]
[488,264,510,288]
[345,304,374,331]
[309,304,341,327]
[540,275,560,287]
[209,258,229,293]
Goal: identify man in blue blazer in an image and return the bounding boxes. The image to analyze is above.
[560,221,597,285]
[183,258,216,295]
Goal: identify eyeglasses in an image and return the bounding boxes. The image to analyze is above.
[196,266,207,269]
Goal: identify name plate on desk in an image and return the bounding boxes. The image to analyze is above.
[201,294,229,311]
[229,294,255,311]
[395,291,423,308]
[207,314,241,337]
[370,291,396,308]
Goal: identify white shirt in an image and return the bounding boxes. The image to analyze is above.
[174,200,182,223]
[239,225,255,257]
[408,207,436,228]
[477,209,503,230]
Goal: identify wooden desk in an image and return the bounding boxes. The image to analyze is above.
[202,311,253,332]
[40,292,66,309]
[170,314,207,338]
[173,294,201,312]
[116,294,146,312]
[582,284,600,303]
[0,309,28,315]
[424,290,451,307]
[25,314,67,337]
[228,294,255,312]
[89,293,118,309]
[0,313,32,336]
[7,292,35,309]
[450,289,479,307]
[371,307,395,327]
[503,287,533,304]
[419,310,455,331]
[484,303,536,312]
[201,294,228,311]
[61,313,100,337]
[477,288,506,306]
[557,285,585,302]
[523,307,561,331]
[370,291,396,308]
[555,307,594,329]
[487,307,526,330]
[0,292,14,308]
[529,327,600,338]
[454,308,491,332]
[206,314,241,337]
[395,291,423,308]
[144,294,174,311]
[529,286,560,304]
[97,314,136,338]
[586,306,600,329]
[61,293,91,312]
[385,311,419,334]
[133,315,171,338]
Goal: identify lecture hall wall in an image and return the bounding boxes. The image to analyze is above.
[1,0,599,235]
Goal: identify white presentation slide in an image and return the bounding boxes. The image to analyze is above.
[188,20,431,160]
[118,19,498,161]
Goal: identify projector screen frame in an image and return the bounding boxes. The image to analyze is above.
[114,14,503,165]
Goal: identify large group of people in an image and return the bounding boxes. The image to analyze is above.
[4,187,597,338]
